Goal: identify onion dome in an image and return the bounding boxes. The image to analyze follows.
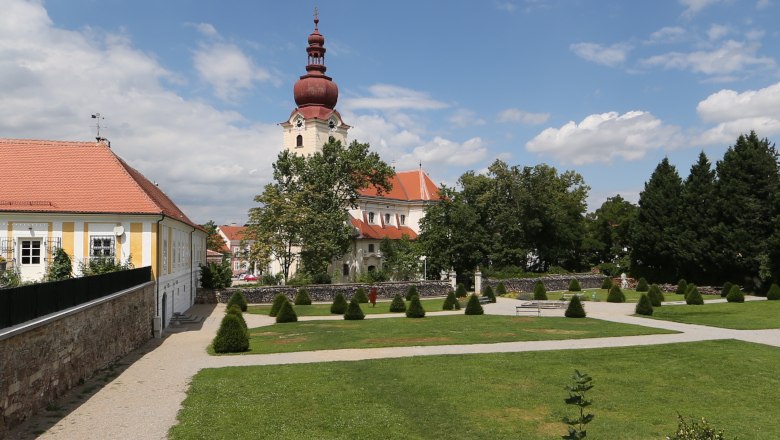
[293,13,339,109]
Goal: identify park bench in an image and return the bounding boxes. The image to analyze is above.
[478,296,491,305]
[516,300,568,316]
[561,293,584,301]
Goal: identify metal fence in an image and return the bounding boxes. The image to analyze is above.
[0,266,152,329]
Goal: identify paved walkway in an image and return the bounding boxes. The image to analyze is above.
[9,296,778,440]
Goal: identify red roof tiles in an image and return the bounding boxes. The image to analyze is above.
[359,169,440,202]
[349,216,418,240]
[219,225,246,241]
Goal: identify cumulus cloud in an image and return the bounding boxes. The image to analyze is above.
[526,111,683,165]
[696,81,780,145]
[707,24,732,41]
[193,41,274,102]
[498,108,550,125]
[680,0,726,17]
[646,26,687,44]
[449,109,486,128]
[570,42,632,67]
[398,137,488,168]
[0,0,280,224]
[192,22,219,38]
[343,84,448,111]
[641,40,775,76]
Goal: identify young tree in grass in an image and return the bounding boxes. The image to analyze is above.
[607,285,625,303]
[213,314,249,353]
[389,293,407,312]
[647,284,664,307]
[406,295,426,318]
[294,288,312,305]
[464,294,484,315]
[353,287,369,303]
[636,277,649,292]
[227,291,248,312]
[405,285,419,301]
[565,295,586,318]
[483,285,496,303]
[330,292,348,314]
[496,282,507,297]
[568,279,582,292]
[686,285,704,305]
[767,284,780,300]
[635,294,653,315]
[344,299,365,320]
[720,281,733,298]
[442,290,460,310]
[726,285,745,303]
[533,281,548,300]
[275,300,298,323]
[455,283,467,298]
[269,293,289,317]
[562,370,595,440]
[601,277,612,290]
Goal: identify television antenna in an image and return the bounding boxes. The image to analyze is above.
[91,113,106,142]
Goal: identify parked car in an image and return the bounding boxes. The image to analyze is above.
[237,273,247,280]
[243,274,258,282]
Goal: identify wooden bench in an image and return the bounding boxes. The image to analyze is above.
[478,296,492,305]
[516,300,568,316]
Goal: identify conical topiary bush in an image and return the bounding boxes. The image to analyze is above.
[607,285,625,303]
[565,295,586,318]
[464,294,484,315]
[721,281,733,298]
[686,286,704,305]
[533,281,548,300]
[442,290,460,310]
[294,288,312,305]
[635,294,653,316]
[275,300,298,323]
[676,279,688,298]
[353,287,369,303]
[496,282,507,297]
[406,295,426,318]
[455,283,467,298]
[405,285,419,301]
[226,305,248,331]
[227,291,248,312]
[647,284,663,307]
[767,283,780,301]
[601,277,612,290]
[726,285,745,303]
[636,277,649,292]
[213,313,249,353]
[344,299,365,320]
[389,293,407,312]
[330,292,348,314]
[483,285,496,303]
[568,279,581,292]
[269,293,289,317]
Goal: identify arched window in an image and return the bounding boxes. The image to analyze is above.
[296,135,303,148]
[342,264,350,276]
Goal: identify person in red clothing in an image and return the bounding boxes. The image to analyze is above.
[369,287,378,307]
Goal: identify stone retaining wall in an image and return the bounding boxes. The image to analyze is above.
[0,282,155,434]
[217,280,453,303]
[482,274,607,293]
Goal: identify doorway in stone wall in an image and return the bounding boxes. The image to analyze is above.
[162,293,167,329]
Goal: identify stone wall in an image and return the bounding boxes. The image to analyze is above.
[217,280,453,303]
[0,282,155,434]
[482,274,606,293]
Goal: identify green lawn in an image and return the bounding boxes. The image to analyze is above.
[213,315,675,355]
[247,298,447,316]
[649,299,780,329]
[171,340,780,439]
[546,288,688,303]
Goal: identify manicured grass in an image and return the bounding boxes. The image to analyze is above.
[546,288,688,303]
[212,315,675,355]
[649,300,780,329]
[171,340,780,439]
[247,298,446,316]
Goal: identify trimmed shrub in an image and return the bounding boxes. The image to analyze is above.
[344,299,365,320]
[636,277,649,292]
[294,288,312,305]
[406,295,426,318]
[647,284,663,307]
[635,294,653,315]
[442,290,460,310]
[496,282,507,297]
[389,293,407,312]
[607,285,626,303]
[464,294,484,315]
[226,305,248,331]
[455,283,467,298]
[269,293,289,317]
[767,284,780,301]
[568,279,581,292]
[601,277,612,290]
[330,292,348,314]
[483,285,496,303]
[212,314,249,353]
[227,291,248,312]
[353,287,369,303]
[275,300,298,323]
[405,285,418,301]
[720,281,733,298]
[676,279,688,297]
[726,285,745,303]
[565,295,586,318]
[686,286,704,305]
[533,281,548,300]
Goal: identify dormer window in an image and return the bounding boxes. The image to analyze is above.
[384,213,391,224]
[400,215,406,225]
[368,212,375,224]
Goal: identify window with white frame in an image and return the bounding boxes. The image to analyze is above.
[368,212,375,224]
[90,236,115,259]
[384,213,391,224]
[20,239,42,265]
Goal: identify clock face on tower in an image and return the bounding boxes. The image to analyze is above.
[294,117,304,130]
[328,118,337,131]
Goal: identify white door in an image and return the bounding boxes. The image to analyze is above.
[19,238,45,281]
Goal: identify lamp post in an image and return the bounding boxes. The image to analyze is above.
[420,255,427,280]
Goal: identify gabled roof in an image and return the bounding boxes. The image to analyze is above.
[349,215,418,240]
[218,225,246,241]
[0,138,200,229]
[359,169,440,202]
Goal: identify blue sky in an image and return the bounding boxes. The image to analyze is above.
[2,0,779,224]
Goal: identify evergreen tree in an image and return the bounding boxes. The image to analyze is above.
[45,248,73,281]
[330,292,348,314]
[677,152,719,283]
[601,277,612,290]
[496,282,507,297]
[275,301,298,323]
[406,295,426,318]
[294,288,312,305]
[213,314,249,353]
[225,305,248,331]
[269,293,289,317]
[455,283,467,298]
[635,294,653,315]
[568,279,582,292]
[353,287,369,303]
[721,281,733,298]
[686,286,704,305]
[227,291,248,312]
[442,290,460,310]
[464,294,484,315]
[607,285,625,303]
[675,279,688,298]
[635,277,649,292]
[630,158,683,282]
[647,284,663,307]
[767,284,780,300]
[389,293,407,312]
[344,299,365,320]
[726,285,745,303]
[405,285,419,301]
[483,285,496,303]
[533,281,548,300]
[565,295,586,318]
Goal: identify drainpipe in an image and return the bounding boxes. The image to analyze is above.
[153,215,165,337]
[190,226,195,306]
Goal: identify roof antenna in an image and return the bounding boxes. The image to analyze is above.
[91,113,109,146]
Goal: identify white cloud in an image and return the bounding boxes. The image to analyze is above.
[399,137,488,168]
[707,24,732,41]
[526,111,684,165]
[0,0,281,224]
[495,1,517,12]
[570,42,632,67]
[343,84,448,111]
[646,26,687,44]
[449,109,486,128]
[498,108,550,125]
[680,0,726,17]
[192,22,219,38]
[641,40,775,76]
[695,81,780,144]
[193,41,273,102]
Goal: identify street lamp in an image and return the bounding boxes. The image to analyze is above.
[419,255,427,280]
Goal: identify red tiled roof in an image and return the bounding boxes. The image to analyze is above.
[282,108,351,127]
[359,169,440,202]
[206,249,224,257]
[350,215,418,240]
[0,138,200,229]
[219,225,246,241]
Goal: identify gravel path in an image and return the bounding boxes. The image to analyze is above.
[7,296,776,439]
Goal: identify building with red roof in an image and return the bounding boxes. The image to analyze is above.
[0,138,206,330]
[216,224,257,275]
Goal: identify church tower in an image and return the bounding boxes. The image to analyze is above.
[281,11,349,155]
